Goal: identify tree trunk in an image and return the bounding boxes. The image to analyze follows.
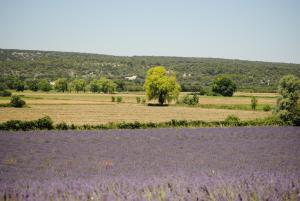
[158,93,165,105]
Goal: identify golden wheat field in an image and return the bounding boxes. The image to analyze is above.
[0,91,275,124]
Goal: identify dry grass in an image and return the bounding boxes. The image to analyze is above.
[0,91,274,124]
[0,103,271,125]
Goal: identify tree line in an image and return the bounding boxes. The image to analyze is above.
[0,78,117,93]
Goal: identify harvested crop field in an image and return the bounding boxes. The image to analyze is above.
[0,127,299,200]
[0,91,275,124]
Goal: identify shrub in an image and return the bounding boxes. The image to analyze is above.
[141,98,146,104]
[182,94,199,105]
[0,116,54,130]
[10,95,26,108]
[111,96,115,102]
[56,122,69,130]
[263,105,272,112]
[251,97,258,110]
[136,97,141,103]
[36,116,54,130]
[0,90,12,97]
[117,96,122,103]
[224,115,240,126]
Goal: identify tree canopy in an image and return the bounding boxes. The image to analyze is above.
[276,75,300,123]
[144,66,180,105]
[212,76,237,96]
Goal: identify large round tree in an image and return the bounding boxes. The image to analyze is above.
[212,76,237,97]
[144,66,180,105]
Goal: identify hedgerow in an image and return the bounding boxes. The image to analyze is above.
[0,115,290,131]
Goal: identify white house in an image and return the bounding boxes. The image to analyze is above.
[125,75,137,80]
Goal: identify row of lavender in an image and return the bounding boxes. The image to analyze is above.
[1,173,299,201]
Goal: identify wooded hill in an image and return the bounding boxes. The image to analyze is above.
[1,48,299,92]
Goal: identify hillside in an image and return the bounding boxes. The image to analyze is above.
[1,48,299,92]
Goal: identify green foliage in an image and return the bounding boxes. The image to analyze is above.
[71,79,86,92]
[181,94,199,105]
[144,66,180,105]
[14,80,25,92]
[26,80,39,91]
[99,77,117,93]
[224,115,240,126]
[0,115,287,131]
[111,96,115,102]
[212,76,237,96]
[0,82,8,91]
[10,95,26,108]
[38,79,52,92]
[263,105,272,111]
[116,96,123,103]
[35,116,54,130]
[141,98,146,104]
[0,90,12,97]
[275,75,300,123]
[136,97,141,103]
[54,78,68,92]
[251,97,258,110]
[0,116,53,130]
[56,122,68,130]
[89,79,99,92]
[1,49,300,93]
[89,78,116,93]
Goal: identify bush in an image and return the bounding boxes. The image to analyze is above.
[136,97,141,103]
[263,105,272,112]
[0,90,12,97]
[224,115,240,126]
[36,116,54,130]
[56,122,68,130]
[251,96,258,110]
[182,94,199,105]
[10,95,26,108]
[141,98,146,104]
[116,96,122,103]
[111,96,115,102]
[0,116,54,130]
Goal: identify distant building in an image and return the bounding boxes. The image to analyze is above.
[125,75,137,80]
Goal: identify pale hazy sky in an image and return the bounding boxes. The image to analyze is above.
[0,0,299,63]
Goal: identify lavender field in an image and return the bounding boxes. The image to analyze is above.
[0,127,300,201]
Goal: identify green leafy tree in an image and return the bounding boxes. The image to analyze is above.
[212,76,237,97]
[38,79,52,92]
[144,66,180,105]
[98,77,117,94]
[275,75,300,123]
[27,80,39,91]
[14,80,25,92]
[71,79,86,92]
[54,78,68,92]
[89,79,99,93]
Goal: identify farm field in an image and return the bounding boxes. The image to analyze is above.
[0,91,275,125]
[0,127,299,200]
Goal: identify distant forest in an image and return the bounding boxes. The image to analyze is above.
[1,48,299,92]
